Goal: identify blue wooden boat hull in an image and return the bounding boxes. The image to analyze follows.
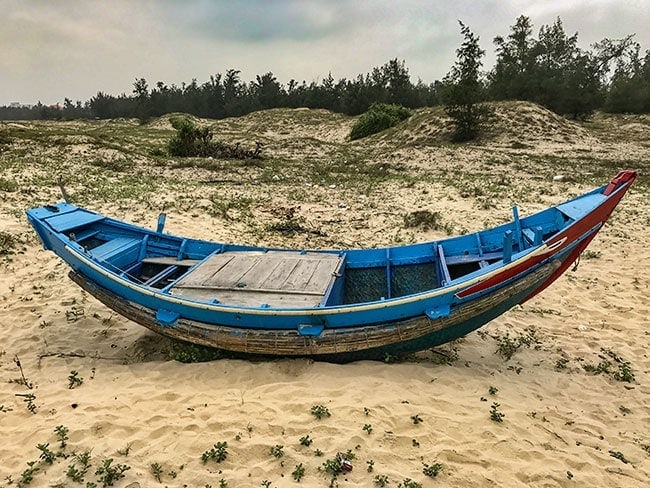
[26,171,636,360]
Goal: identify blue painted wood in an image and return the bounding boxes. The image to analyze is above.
[156,309,179,327]
[156,213,166,233]
[503,230,513,263]
[23,170,636,359]
[512,206,524,250]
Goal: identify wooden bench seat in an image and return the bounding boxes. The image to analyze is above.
[90,237,142,269]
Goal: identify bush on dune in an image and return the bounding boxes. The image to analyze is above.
[349,103,412,140]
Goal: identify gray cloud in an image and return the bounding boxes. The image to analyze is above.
[1,0,649,106]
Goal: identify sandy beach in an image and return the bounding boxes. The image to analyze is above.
[1,102,648,487]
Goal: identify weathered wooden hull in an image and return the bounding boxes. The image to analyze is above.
[69,259,561,361]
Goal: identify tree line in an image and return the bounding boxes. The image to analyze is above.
[2,15,648,122]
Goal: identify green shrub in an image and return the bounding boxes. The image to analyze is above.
[349,103,412,140]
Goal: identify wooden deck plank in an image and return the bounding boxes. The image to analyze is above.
[173,254,235,287]
[280,258,319,291]
[169,250,344,307]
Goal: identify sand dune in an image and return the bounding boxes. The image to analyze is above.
[1,103,648,487]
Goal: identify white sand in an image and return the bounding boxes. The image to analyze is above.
[1,104,648,487]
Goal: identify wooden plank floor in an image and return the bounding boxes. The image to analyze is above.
[169,251,344,307]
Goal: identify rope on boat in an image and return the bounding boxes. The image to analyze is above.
[572,255,581,272]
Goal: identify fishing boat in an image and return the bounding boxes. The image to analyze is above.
[26,170,636,361]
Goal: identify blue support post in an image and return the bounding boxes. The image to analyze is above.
[156,213,166,233]
[503,230,513,263]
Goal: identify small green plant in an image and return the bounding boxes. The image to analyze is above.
[555,357,570,370]
[411,414,423,424]
[19,461,39,487]
[374,474,389,487]
[68,370,83,389]
[299,435,313,446]
[619,405,632,415]
[269,444,284,458]
[399,478,422,488]
[116,443,132,456]
[202,442,228,463]
[37,443,56,464]
[54,425,69,449]
[490,402,505,422]
[366,459,375,472]
[219,479,228,488]
[567,471,574,480]
[311,404,331,420]
[363,423,373,434]
[95,458,130,487]
[314,449,324,457]
[292,463,305,482]
[66,451,91,483]
[423,462,443,477]
[320,457,343,477]
[150,462,163,482]
[364,407,370,416]
[488,386,498,395]
[412,439,420,447]
[16,393,37,413]
[260,481,271,488]
[609,450,629,464]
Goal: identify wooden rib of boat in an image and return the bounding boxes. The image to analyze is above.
[26,170,636,361]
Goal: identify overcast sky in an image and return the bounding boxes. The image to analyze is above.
[2,0,649,106]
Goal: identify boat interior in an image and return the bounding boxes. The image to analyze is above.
[45,197,590,308]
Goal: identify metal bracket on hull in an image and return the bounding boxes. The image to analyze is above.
[425,304,451,320]
[298,324,325,336]
[156,309,180,327]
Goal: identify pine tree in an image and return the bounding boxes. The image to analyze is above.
[443,21,490,142]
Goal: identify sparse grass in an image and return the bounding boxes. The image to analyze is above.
[494,327,540,361]
[411,414,423,424]
[583,348,635,382]
[0,231,17,255]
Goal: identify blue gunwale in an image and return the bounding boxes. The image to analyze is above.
[25,170,637,353]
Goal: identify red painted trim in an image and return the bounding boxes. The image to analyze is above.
[456,172,636,300]
[603,170,637,196]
